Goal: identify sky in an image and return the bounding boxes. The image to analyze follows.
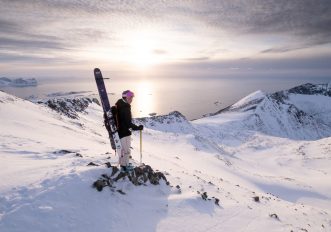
[1,0,331,79]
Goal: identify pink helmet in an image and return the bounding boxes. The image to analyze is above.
[122,90,134,98]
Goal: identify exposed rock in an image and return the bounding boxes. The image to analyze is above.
[201,192,208,200]
[287,83,331,96]
[53,149,73,154]
[175,185,182,193]
[75,153,83,157]
[197,191,220,206]
[269,213,280,220]
[40,97,99,119]
[87,162,99,166]
[214,198,220,206]
[104,162,112,168]
[93,179,109,192]
[92,164,169,193]
[117,189,126,195]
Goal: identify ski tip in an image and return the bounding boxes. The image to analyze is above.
[94,68,101,73]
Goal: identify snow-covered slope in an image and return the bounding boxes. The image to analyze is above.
[230,90,266,111]
[1,86,331,232]
[209,83,331,140]
[135,111,195,134]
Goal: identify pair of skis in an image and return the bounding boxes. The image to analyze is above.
[93,68,143,164]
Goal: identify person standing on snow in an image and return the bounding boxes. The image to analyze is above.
[115,90,143,171]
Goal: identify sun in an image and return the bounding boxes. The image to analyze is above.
[83,29,166,69]
[124,31,161,69]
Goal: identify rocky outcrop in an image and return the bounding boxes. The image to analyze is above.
[40,97,100,119]
[93,164,169,193]
[287,83,331,96]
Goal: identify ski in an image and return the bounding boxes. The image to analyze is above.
[94,68,122,154]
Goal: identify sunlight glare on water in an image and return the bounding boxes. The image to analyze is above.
[134,80,156,117]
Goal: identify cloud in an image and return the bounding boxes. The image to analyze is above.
[159,54,331,73]
[3,1,331,38]
[0,37,68,51]
[182,57,210,61]
[0,19,22,34]
[153,49,167,55]
[261,37,331,54]
[1,0,331,66]
[191,0,331,48]
[0,52,66,64]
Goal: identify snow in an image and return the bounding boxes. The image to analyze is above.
[230,90,266,111]
[0,77,38,87]
[1,89,331,232]
[289,94,331,126]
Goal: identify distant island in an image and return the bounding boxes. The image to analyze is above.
[0,77,38,87]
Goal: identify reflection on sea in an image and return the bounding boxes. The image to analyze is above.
[134,81,156,118]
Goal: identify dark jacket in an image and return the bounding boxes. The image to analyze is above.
[115,98,139,138]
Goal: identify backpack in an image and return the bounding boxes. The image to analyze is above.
[103,105,119,131]
[111,105,119,128]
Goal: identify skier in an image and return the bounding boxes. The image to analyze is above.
[115,90,143,171]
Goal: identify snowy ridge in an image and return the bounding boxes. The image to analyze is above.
[249,95,331,140]
[205,90,266,117]
[135,111,195,134]
[289,94,331,126]
[230,90,266,111]
[0,90,20,102]
[46,91,93,98]
[207,83,331,140]
[0,77,37,87]
[287,83,331,96]
[1,86,331,232]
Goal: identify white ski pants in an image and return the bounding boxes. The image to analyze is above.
[119,136,131,166]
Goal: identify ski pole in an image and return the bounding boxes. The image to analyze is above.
[140,130,142,164]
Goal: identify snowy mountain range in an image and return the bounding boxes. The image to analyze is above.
[0,77,38,87]
[0,83,330,232]
[205,83,331,140]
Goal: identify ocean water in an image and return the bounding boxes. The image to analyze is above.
[1,75,330,120]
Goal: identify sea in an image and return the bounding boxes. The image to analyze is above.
[1,75,330,120]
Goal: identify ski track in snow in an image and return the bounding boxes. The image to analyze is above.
[0,89,331,232]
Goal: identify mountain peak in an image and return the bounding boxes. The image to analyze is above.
[202,83,331,140]
[230,90,266,111]
[287,83,331,96]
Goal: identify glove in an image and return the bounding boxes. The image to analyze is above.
[132,124,143,131]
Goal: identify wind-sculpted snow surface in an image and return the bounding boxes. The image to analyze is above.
[1,85,331,232]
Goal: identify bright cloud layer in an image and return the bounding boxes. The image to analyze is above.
[0,0,331,76]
